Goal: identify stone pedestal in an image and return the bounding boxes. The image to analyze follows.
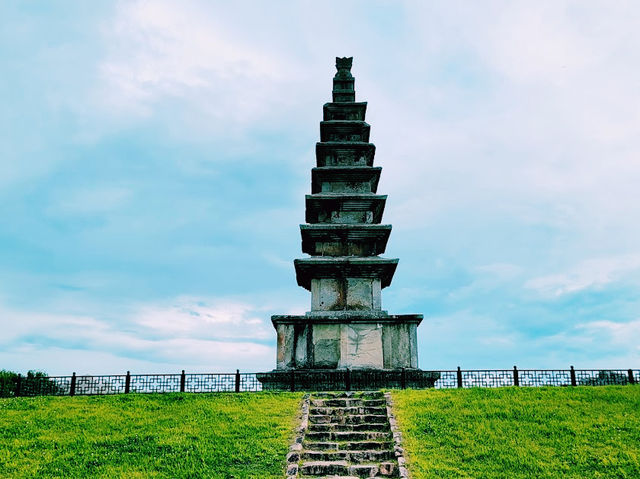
[271,314,421,370]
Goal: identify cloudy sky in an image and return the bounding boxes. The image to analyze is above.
[1,1,639,375]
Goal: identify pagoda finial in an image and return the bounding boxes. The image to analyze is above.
[335,57,353,79]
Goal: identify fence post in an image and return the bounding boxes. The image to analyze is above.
[125,371,131,394]
[513,366,519,387]
[401,368,407,390]
[570,366,576,386]
[15,373,22,397]
[70,372,77,396]
[235,369,240,393]
[290,370,295,392]
[457,366,463,388]
[180,370,186,393]
[628,369,635,385]
[345,368,351,392]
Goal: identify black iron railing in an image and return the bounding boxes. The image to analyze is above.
[0,367,637,397]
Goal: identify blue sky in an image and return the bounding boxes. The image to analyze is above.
[1,1,639,374]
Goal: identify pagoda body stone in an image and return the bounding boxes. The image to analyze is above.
[257,58,438,390]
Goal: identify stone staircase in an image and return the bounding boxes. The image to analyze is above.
[291,391,403,479]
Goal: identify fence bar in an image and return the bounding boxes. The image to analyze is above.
[179,370,186,393]
[513,366,519,387]
[457,366,463,388]
[401,368,407,389]
[15,374,22,397]
[234,370,240,393]
[345,368,351,391]
[629,369,636,385]
[70,372,76,396]
[125,371,131,394]
[290,370,295,392]
[570,366,577,386]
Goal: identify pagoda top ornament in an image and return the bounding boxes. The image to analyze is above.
[335,57,353,77]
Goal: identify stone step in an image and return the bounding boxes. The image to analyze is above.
[309,414,388,425]
[300,461,399,478]
[309,422,390,433]
[303,440,394,451]
[299,476,361,479]
[305,431,392,442]
[311,398,386,408]
[299,476,360,479]
[300,461,350,476]
[302,449,395,463]
[310,406,387,416]
[311,391,384,399]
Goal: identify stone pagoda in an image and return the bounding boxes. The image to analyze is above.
[257,57,438,390]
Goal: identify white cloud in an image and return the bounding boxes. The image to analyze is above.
[577,318,640,350]
[98,0,300,126]
[0,296,277,374]
[133,296,272,340]
[525,254,640,296]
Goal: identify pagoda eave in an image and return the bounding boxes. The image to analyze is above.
[305,194,387,224]
[316,142,376,167]
[323,102,368,121]
[311,166,382,194]
[300,223,391,256]
[294,256,398,290]
[320,120,371,143]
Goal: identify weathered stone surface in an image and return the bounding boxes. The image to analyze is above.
[340,323,383,369]
[313,324,341,368]
[294,324,309,368]
[382,323,413,369]
[346,278,376,310]
[275,323,294,369]
[271,314,422,370]
[312,278,344,311]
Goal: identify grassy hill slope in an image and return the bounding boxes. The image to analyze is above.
[2,387,638,478]
[0,392,303,479]
[392,386,640,479]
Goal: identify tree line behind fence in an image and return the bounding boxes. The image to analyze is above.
[0,367,638,397]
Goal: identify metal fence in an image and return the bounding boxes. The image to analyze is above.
[1,367,637,397]
[434,367,639,389]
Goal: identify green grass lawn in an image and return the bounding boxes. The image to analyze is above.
[392,386,640,479]
[0,392,303,479]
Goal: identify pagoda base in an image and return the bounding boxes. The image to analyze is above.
[256,368,440,391]
[271,313,422,370]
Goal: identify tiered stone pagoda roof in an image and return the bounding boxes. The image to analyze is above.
[294,57,398,294]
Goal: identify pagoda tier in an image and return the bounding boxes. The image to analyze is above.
[294,257,398,291]
[311,166,381,194]
[316,142,376,167]
[300,224,391,256]
[320,121,370,143]
[323,102,367,121]
[305,194,387,224]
